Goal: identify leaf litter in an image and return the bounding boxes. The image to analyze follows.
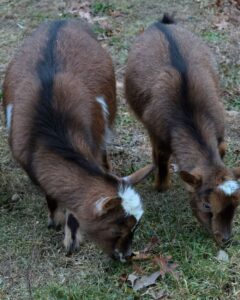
[124,237,178,294]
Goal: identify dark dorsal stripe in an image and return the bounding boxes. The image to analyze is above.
[154,21,187,88]
[154,20,214,158]
[27,20,118,186]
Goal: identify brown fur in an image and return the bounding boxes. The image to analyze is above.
[3,20,149,260]
[125,19,240,245]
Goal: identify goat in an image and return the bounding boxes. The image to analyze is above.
[125,14,240,245]
[3,20,153,261]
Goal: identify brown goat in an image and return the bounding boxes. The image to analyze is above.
[125,15,240,245]
[3,20,153,261]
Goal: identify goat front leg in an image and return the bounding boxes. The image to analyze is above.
[63,211,83,255]
[151,139,171,192]
[46,195,65,230]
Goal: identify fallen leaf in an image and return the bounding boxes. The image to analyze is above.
[119,273,128,284]
[153,255,179,279]
[216,250,229,262]
[92,16,108,22]
[147,288,168,300]
[127,273,138,287]
[65,1,93,23]
[214,19,229,30]
[142,236,159,253]
[110,10,122,17]
[131,237,159,261]
[132,263,145,275]
[132,252,153,261]
[128,271,161,291]
[97,20,113,36]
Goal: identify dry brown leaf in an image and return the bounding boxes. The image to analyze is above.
[119,273,128,284]
[132,252,153,261]
[110,10,122,17]
[128,271,161,291]
[142,236,159,253]
[214,19,229,30]
[66,1,93,23]
[153,255,179,279]
[132,263,145,275]
[145,288,168,300]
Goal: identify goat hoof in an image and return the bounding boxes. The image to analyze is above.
[154,181,171,192]
[65,239,80,256]
[47,218,61,231]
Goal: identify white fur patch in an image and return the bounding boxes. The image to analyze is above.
[6,104,13,130]
[95,197,109,214]
[96,96,109,120]
[118,186,143,221]
[218,180,240,196]
[96,96,111,145]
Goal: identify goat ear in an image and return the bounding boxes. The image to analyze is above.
[180,169,202,187]
[232,167,240,179]
[95,197,121,217]
[123,164,155,185]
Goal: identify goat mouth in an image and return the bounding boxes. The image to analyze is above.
[113,251,133,262]
[213,233,232,247]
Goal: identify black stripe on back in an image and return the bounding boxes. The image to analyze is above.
[37,20,66,103]
[27,20,117,186]
[154,21,214,157]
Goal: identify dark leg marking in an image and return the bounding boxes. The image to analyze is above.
[151,138,171,191]
[46,195,64,230]
[65,213,81,255]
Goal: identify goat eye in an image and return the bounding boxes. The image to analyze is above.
[203,202,211,210]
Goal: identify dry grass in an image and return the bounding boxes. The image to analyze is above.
[0,0,240,299]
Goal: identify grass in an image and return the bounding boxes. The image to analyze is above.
[92,2,115,16]
[0,0,240,299]
[200,31,226,43]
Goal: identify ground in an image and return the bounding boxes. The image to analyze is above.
[0,0,240,299]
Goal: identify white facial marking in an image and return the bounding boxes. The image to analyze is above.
[118,186,143,221]
[218,180,240,196]
[6,104,13,130]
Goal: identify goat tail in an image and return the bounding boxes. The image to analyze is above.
[161,13,175,24]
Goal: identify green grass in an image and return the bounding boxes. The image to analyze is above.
[92,2,115,16]
[1,0,240,299]
[200,31,226,43]
[220,65,240,111]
